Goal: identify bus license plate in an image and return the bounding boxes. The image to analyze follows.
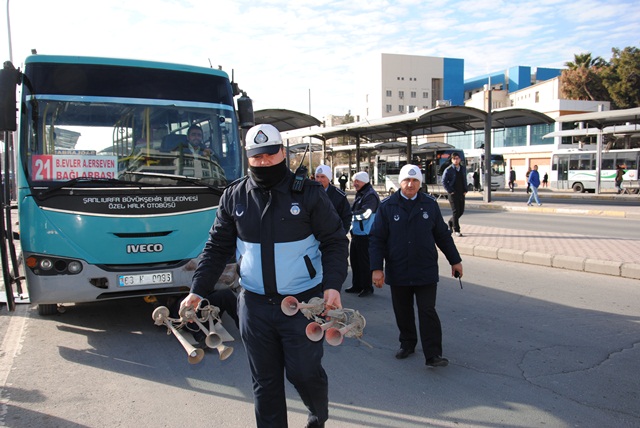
[118,272,173,287]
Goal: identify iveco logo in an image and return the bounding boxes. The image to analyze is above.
[127,243,164,254]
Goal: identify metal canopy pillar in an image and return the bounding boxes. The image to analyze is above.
[483,83,492,203]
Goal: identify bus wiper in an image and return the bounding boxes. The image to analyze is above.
[36,177,154,199]
[121,171,223,196]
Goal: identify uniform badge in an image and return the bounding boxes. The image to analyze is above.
[423,212,429,219]
[290,204,301,216]
[235,204,245,217]
[393,214,400,221]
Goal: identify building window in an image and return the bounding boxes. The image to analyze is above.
[410,91,416,98]
[398,91,404,99]
[423,91,428,98]
[386,104,392,113]
[535,91,540,103]
[408,105,415,113]
[398,105,404,113]
[386,90,392,97]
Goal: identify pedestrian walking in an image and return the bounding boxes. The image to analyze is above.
[442,152,467,237]
[369,164,463,368]
[527,165,542,206]
[525,167,532,194]
[508,167,516,192]
[615,165,624,194]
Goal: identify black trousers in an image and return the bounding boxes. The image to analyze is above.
[390,284,443,360]
[448,193,465,233]
[239,288,328,428]
[349,235,373,292]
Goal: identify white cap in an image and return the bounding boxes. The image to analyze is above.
[399,164,422,184]
[353,171,369,183]
[245,124,283,157]
[315,164,331,178]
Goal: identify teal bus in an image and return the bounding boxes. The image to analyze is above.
[0,55,253,314]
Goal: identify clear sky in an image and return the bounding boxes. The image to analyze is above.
[2,0,638,119]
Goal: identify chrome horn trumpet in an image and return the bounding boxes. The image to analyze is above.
[152,306,205,364]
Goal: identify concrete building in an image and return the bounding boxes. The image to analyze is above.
[360,53,464,119]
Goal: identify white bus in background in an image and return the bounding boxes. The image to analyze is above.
[463,148,506,191]
[374,142,461,194]
[550,148,640,193]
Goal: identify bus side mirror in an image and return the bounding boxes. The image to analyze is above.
[236,92,254,130]
[0,61,19,132]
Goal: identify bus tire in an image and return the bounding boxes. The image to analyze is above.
[37,303,59,316]
[572,182,585,193]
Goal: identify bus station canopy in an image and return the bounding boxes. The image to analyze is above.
[254,109,322,132]
[543,107,640,139]
[281,106,553,143]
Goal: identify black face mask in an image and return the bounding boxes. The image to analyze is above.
[249,159,288,189]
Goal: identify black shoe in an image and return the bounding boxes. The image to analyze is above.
[447,219,453,233]
[344,287,360,294]
[425,356,449,367]
[358,288,373,297]
[395,348,415,359]
[304,419,324,428]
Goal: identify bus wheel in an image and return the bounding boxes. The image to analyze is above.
[37,303,59,316]
[572,182,585,193]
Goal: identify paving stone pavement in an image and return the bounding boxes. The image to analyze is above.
[439,191,640,279]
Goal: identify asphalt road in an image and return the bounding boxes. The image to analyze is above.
[1,255,639,427]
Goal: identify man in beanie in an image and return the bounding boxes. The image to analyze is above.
[181,124,348,428]
[346,171,380,297]
[442,152,468,237]
[370,164,463,368]
[315,164,352,234]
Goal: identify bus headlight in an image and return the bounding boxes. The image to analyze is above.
[40,259,53,270]
[68,261,82,274]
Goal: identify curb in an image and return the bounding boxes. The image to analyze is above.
[439,200,640,219]
[456,243,640,280]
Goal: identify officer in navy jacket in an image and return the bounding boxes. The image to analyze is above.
[314,164,351,234]
[182,124,348,428]
[370,164,463,368]
[346,171,380,297]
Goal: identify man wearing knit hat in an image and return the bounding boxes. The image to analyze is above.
[370,164,463,368]
[314,164,352,234]
[346,171,380,297]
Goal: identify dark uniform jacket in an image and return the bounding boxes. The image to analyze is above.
[369,191,462,286]
[191,171,348,297]
[351,182,380,236]
[325,184,352,234]
[442,163,468,194]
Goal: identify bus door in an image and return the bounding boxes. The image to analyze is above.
[555,155,569,189]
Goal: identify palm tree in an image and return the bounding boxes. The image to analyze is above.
[565,53,607,70]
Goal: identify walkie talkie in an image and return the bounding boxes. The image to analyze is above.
[291,146,310,193]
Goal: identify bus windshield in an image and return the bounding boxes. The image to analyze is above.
[24,97,240,188]
[20,59,242,190]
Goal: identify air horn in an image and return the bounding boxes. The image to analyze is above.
[179,306,222,349]
[281,296,325,317]
[324,309,366,346]
[305,319,336,342]
[280,296,367,345]
[152,306,204,364]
